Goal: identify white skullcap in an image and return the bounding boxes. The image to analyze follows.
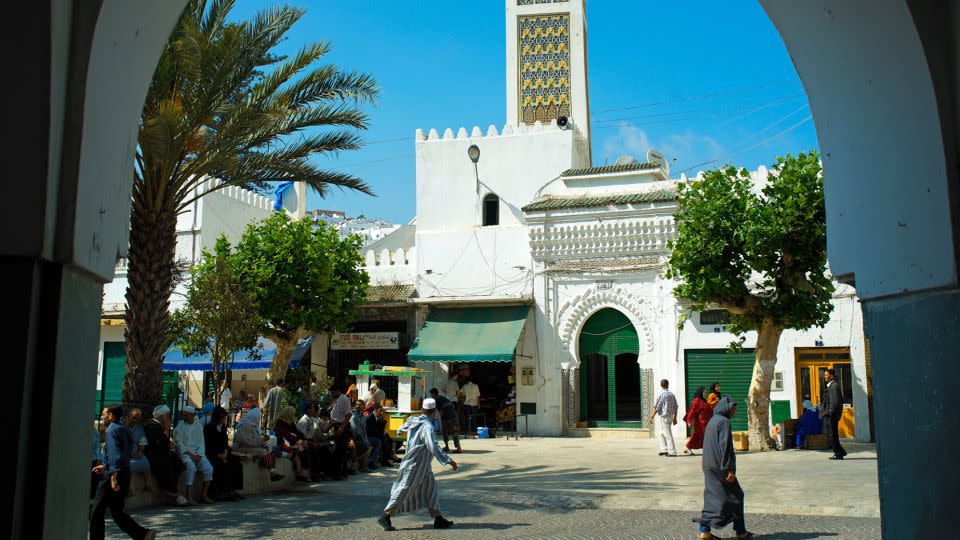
[182,405,196,414]
[152,404,170,419]
[421,398,437,410]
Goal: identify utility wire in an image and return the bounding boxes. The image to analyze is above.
[678,114,813,174]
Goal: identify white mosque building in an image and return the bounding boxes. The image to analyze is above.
[354,0,871,442]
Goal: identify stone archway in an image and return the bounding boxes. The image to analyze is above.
[577,308,642,425]
[558,285,655,363]
[10,1,960,537]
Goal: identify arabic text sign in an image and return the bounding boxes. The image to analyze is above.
[331,332,400,350]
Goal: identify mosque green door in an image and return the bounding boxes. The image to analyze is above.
[578,308,641,426]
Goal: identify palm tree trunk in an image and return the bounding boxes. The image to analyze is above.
[122,204,177,408]
[747,317,782,451]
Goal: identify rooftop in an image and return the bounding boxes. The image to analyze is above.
[364,283,416,304]
[561,162,662,177]
[522,189,677,212]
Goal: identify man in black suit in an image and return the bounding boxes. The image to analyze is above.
[819,368,847,460]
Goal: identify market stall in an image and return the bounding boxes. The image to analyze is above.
[348,360,425,442]
[406,305,530,437]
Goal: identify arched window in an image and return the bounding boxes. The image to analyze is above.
[482,193,499,226]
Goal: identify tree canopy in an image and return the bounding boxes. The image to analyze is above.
[666,152,834,335]
[665,151,834,450]
[233,212,369,382]
[169,236,263,400]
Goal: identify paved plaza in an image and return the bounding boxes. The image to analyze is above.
[111,437,881,539]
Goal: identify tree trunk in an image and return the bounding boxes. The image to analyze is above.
[746,317,782,451]
[265,327,309,386]
[122,204,177,408]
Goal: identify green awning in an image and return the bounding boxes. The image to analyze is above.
[407,305,530,362]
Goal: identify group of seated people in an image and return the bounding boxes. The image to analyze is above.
[267,387,400,483]
[90,385,403,507]
[92,404,246,506]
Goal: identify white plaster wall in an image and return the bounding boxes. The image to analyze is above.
[102,183,273,311]
[542,169,672,198]
[415,124,587,300]
[96,324,127,392]
[363,247,417,286]
[677,287,868,442]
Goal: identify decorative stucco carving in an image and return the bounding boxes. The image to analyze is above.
[558,285,656,357]
[529,217,676,260]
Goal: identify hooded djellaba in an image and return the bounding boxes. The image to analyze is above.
[695,395,747,534]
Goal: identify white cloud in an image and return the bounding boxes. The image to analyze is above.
[599,124,726,170]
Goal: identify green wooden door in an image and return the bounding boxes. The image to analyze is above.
[98,342,127,416]
[684,349,755,432]
[578,308,640,424]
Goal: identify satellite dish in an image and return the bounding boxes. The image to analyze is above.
[647,149,666,166]
[615,155,639,166]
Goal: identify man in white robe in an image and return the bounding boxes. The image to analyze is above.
[377,398,458,531]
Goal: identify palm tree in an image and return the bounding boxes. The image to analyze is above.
[123,0,377,406]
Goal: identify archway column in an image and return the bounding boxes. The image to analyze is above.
[6,2,186,537]
[763,1,960,536]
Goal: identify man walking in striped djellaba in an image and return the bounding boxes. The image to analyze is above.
[377,398,458,531]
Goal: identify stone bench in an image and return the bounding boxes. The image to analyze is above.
[124,454,296,511]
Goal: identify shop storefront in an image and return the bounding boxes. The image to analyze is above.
[407,304,529,436]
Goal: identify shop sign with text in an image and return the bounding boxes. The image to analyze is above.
[331,332,400,350]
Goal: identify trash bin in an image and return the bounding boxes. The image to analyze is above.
[477,426,490,439]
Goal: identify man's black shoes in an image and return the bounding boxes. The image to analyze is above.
[378,514,396,531]
[829,454,845,460]
[434,515,454,529]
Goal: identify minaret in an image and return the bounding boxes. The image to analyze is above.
[506,0,591,158]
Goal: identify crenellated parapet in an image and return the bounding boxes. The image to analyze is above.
[363,246,416,267]
[195,177,274,211]
[415,118,586,146]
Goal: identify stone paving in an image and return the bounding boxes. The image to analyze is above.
[109,437,881,539]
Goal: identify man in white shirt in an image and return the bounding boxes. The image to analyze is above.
[461,378,481,434]
[172,406,214,504]
[442,372,461,401]
[329,387,353,478]
[297,402,319,440]
[649,379,679,457]
[219,381,233,411]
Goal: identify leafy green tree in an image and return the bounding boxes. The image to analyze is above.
[123,0,377,406]
[665,152,834,450]
[169,236,263,404]
[233,213,368,386]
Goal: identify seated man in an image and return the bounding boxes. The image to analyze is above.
[350,400,372,472]
[312,409,341,480]
[173,405,214,504]
[365,405,396,467]
[430,388,462,453]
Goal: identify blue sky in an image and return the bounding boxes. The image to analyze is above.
[232,0,817,224]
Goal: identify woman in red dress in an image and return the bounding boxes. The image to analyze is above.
[683,387,711,455]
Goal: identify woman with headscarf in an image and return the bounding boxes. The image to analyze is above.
[203,406,245,500]
[272,405,310,481]
[233,407,284,482]
[142,405,186,504]
[707,383,722,410]
[125,408,152,489]
[365,383,386,407]
[683,387,711,455]
[695,396,753,539]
